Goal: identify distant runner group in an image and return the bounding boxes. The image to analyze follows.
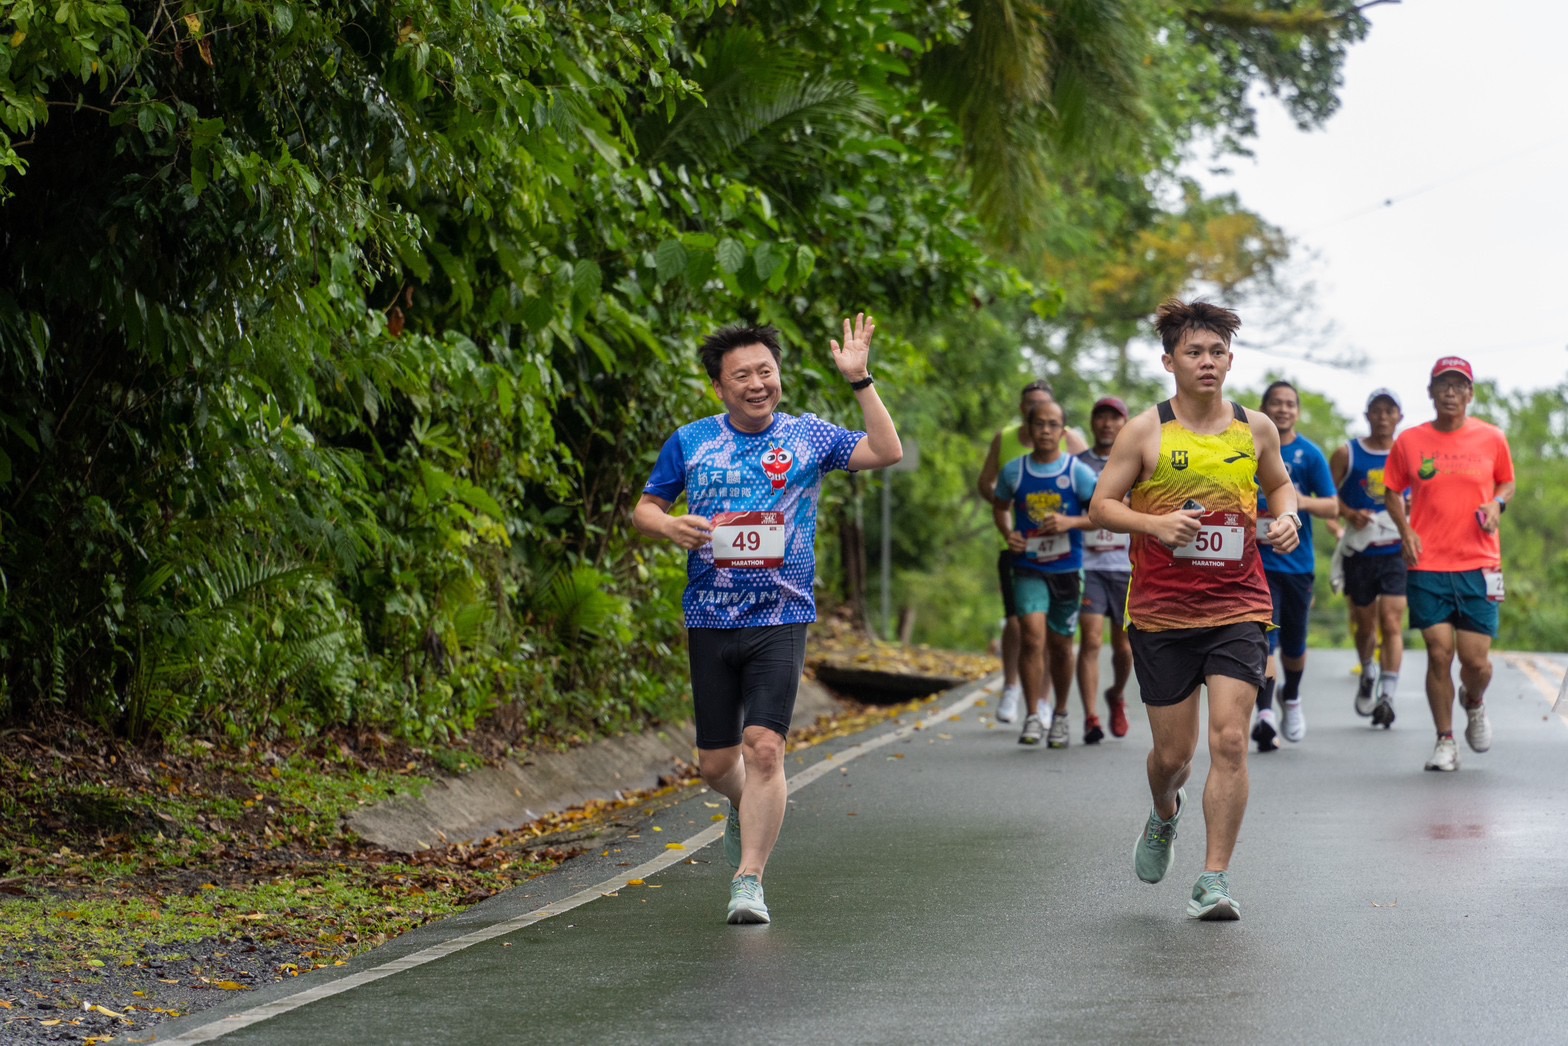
[636,302,1514,926]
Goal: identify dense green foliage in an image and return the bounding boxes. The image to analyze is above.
[1,0,1400,744]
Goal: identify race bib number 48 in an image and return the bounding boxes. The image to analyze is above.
[710,511,787,569]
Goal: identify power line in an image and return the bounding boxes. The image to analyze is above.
[1312,133,1568,232]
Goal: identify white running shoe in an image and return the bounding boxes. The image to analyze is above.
[1461,689,1492,753]
[1354,673,1377,717]
[1018,714,1046,745]
[1047,713,1069,749]
[1425,736,1459,772]
[997,684,1023,724]
[1281,700,1306,743]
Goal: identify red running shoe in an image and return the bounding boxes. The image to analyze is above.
[1108,693,1129,738]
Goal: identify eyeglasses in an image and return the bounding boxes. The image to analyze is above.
[1431,379,1471,393]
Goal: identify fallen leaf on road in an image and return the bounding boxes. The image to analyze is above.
[665,843,685,850]
[214,981,249,991]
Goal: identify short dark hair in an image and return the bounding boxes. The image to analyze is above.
[699,324,782,381]
[1026,399,1066,426]
[1154,298,1241,355]
[1261,380,1298,409]
[1021,379,1055,400]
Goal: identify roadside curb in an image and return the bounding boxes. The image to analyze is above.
[346,677,844,852]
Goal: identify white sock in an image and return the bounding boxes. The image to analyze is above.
[1378,672,1398,699]
[1361,660,1376,679]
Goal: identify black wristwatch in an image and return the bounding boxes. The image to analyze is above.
[1493,496,1507,514]
[849,374,875,391]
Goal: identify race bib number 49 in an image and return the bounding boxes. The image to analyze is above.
[710,511,787,569]
[1173,511,1247,569]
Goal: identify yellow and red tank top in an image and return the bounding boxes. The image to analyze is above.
[1127,400,1273,632]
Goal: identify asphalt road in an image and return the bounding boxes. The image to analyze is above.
[154,647,1568,1046]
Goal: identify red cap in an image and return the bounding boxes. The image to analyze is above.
[1431,356,1473,382]
[1092,396,1129,418]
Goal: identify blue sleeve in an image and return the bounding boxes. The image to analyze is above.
[818,418,866,474]
[1306,444,1336,497]
[994,458,1019,503]
[1073,460,1098,505]
[643,433,686,502]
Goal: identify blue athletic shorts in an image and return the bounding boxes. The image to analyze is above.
[1265,571,1314,658]
[1011,569,1082,636]
[1407,570,1499,638]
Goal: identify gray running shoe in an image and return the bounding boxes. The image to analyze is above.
[1018,714,1045,745]
[1134,787,1186,884]
[1047,713,1070,749]
[727,874,770,924]
[1461,688,1492,752]
[723,803,742,869]
[1188,871,1240,920]
[1354,674,1376,717]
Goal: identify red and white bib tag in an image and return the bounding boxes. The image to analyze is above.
[710,511,787,569]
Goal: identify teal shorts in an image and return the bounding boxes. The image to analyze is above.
[1011,569,1083,636]
[1407,569,1499,638]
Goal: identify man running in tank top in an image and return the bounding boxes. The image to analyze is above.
[1250,381,1340,752]
[993,399,1099,748]
[1330,388,1407,728]
[978,382,1088,725]
[1075,397,1135,743]
[1090,299,1301,921]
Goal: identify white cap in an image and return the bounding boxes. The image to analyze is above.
[1366,387,1402,411]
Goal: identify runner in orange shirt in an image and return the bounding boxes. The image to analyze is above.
[1383,357,1515,773]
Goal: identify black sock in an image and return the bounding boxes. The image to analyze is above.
[1256,676,1276,712]
[1282,668,1303,704]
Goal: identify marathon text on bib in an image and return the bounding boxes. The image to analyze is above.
[711,511,787,569]
[1173,511,1247,569]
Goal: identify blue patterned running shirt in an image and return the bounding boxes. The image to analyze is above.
[644,412,865,628]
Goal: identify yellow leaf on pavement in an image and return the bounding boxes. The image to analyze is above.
[214,981,249,991]
[664,842,685,850]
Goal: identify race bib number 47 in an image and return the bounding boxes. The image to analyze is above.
[710,511,787,569]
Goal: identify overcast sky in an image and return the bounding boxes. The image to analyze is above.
[1194,0,1568,431]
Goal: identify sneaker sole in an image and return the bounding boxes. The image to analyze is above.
[1188,896,1240,920]
[726,905,771,925]
[1424,763,1458,772]
[1354,698,1375,717]
[1371,703,1395,728]
[1251,720,1278,752]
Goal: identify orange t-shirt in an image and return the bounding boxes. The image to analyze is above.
[1383,418,1514,572]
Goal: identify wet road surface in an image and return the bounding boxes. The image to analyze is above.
[156,649,1568,1045]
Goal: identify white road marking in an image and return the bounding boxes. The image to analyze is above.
[153,678,996,1043]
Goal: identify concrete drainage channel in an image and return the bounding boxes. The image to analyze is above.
[346,677,848,853]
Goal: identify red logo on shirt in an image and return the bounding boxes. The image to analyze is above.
[761,447,793,490]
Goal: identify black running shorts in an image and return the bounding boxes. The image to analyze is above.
[687,623,808,750]
[1128,621,1269,707]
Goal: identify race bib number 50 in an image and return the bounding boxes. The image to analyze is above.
[1173,511,1247,569]
[711,511,787,569]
